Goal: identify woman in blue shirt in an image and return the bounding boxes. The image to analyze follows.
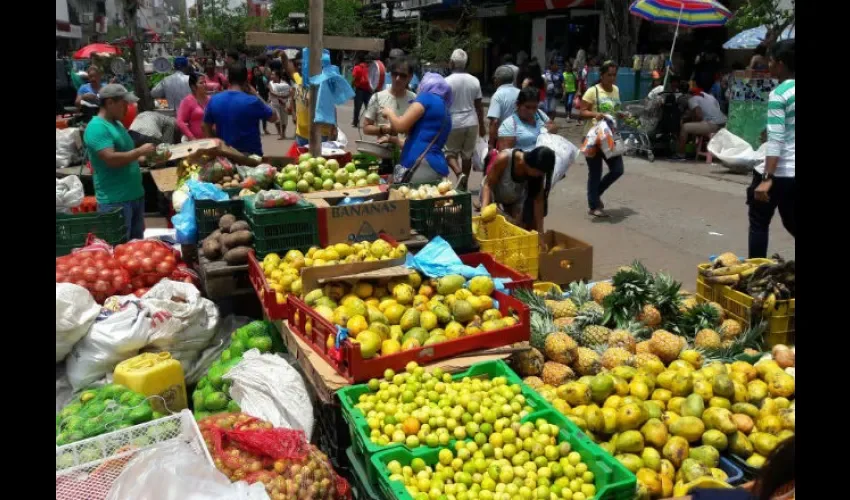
[497,87,557,152]
[382,72,454,184]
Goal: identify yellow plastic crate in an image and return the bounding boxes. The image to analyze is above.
[472,215,539,278]
[722,287,795,348]
[696,263,727,307]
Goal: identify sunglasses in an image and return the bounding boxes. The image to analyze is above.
[392,72,410,79]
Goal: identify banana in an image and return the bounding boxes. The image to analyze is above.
[704,274,741,285]
[704,263,755,277]
[673,477,732,496]
[762,293,777,316]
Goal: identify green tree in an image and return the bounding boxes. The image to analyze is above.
[268,0,365,36]
[729,0,795,45]
[197,0,262,50]
[414,24,490,66]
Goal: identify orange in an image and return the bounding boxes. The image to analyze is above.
[402,417,421,436]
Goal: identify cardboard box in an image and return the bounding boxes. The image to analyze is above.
[300,257,407,295]
[538,230,593,285]
[308,192,411,246]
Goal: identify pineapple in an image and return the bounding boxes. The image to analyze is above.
[513,346,545,377]
[581,325,612,347]
[566,281,592,308]
[601,347,635,370]
[515,289,556,350]
[694,329,722,349]
[638,304,662,327]
[546,299,578,319]
[554,317,575,329]
[608,322,644,353]
[524,376,544,389]
[706,301,726,321]
[544,333,578,365]
[574,347,602,376]
[679,296,698,313]
[648,330,684,364]
[635,352,664,375]
[713,252,740,268]
[719,319,743,341]
[636,340,652,354]
[590,281,615,304]
[541,361,575,386]
[579,301,604,317]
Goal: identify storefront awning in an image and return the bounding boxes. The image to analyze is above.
[515,0,598,13]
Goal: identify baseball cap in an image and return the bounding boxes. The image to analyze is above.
[98,84,139,103]
[174,56,189,69]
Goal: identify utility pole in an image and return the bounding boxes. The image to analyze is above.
[308,0,324,157]
[125,0,153,111]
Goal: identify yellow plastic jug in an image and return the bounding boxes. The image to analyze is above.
[114,352,187,414]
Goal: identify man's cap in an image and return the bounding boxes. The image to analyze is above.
[98,84,139,103]
[174,56,189,69]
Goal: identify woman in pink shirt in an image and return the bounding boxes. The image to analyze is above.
[177,74,209,141]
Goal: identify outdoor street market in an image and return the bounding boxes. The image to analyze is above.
[55,1,795,499]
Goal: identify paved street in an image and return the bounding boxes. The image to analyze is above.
[257,99,794,291]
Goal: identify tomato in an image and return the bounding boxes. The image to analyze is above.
[141,241,156,253]
[125,258,141,275]
[93,280,110,293]
[152,249,168,262]
[133,287,150,298]
[105,259,121,270]
[155,260,175,276]
[56,264,70,274]
[131,276,147,290]
[92,292,107,303]
[141,257,156,273]
[98,268,113,281]
[133,250,147,261]
[73,279,89,288]
[93,259,107,270]
[145,273,161,286]
[164,255,177,265]
[56,271,67,283]
[117,254,131,267]
[111,274,128,290]
[83,267,99,282]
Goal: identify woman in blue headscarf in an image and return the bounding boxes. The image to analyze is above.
[382,72,455,184]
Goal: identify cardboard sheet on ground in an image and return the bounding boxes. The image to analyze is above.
[404,236,508,292]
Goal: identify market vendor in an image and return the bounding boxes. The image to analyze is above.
[75,65,103,121]
[362,56,416,149]
[151,56,192,111]
[128,111,178,146]
[83,84,155,240]
[480,146,555,244]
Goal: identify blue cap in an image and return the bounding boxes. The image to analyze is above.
[174,56,188,69]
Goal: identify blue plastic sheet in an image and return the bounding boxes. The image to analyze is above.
[171,180,230,244]
[404,237,509,293]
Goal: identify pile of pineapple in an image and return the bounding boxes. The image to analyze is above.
[513,262,757,391]
[526,349,794,498]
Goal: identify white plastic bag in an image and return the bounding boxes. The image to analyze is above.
[56,127,82,169]
[56,362,75,413]
[56,176,85,213]
[536,133,579,186]
[707,128,766,172]
[106,440,269,500]
[141,280,220,375]
[67,298,151,391]
[472,137,488,172]
[56,283,101,363]
[224,349,315,439]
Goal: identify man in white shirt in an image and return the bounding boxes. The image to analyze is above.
[673,84,727,159]
[151,57,192,110]
[362,56,416,149]
[445,49,485,190]
[487,66,521,150]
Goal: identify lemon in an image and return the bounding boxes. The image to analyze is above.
[381,339,401,355]
[354,282,374,299]
[284,249,304,263]
[334,243,353,257]
[347,315,369,336]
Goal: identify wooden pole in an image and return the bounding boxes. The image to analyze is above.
[126,1,153,111]
[308,0,324,157]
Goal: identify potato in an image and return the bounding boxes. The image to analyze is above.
[208,229,222,242]
[222,176,232,182]
[228,230,253,247]
[229,221,250,233]
[224,246,251,265]
[202,238,222,260]
[218,214,237,232]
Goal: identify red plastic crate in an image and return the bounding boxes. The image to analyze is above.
[247,249,290,320]
[286,290,531,383]
[459,252,534,291]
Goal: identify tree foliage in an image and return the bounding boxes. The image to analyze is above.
[601,0,641,65]
[268,0,365,37]
[196,0,263,50]
[729,0,795,45]
[414,24,490,66]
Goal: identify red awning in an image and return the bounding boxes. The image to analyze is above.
[515,0,597,14]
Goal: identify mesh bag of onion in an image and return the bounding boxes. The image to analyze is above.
[198,413,351,500]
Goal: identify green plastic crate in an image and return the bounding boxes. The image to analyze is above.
[244,197,319,259]
[396,184,475,251]
[56,209,126,256]
[195,198,245,242]
[372,408,637,500]
[346,447,381,500]
[337,360,550,486]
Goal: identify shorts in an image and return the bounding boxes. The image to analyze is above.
[272,102,288,123]
[444,126,479,160]
[682,121,722,137]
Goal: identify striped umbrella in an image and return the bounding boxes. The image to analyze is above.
[629,0,733,86]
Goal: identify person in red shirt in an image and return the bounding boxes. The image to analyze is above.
[351,54,373,127]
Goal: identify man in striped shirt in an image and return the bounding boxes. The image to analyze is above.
[748,40,795,258]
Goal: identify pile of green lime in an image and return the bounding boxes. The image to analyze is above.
[191,320,281,421]
[56,383,161,447]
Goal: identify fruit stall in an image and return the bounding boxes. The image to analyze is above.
[56,141,795,499]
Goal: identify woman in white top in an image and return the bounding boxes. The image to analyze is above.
[267,70,292,140]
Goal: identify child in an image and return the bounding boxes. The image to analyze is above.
[544,60,564,118]
[563,60,577,122]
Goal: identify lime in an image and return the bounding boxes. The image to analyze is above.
[194,410,211,421]
[283,180,297,191]
[128,404,154,424]
[229,339,246,357]
[227,400,241,412]
[204,392,229,411]
[247,336,273,353]
[196,377,209,390]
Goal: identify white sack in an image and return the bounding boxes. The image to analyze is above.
[56,175,85,213]
[56,283,101,363]
[707,128,767,172]
[536,133,579,186]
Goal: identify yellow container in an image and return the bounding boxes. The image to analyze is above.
[114,352,188,414]
[472,214,539,278]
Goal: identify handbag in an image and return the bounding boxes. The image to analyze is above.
[596,85,627,158]
[393,112,449,183]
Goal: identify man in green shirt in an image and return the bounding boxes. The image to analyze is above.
[563,66,577,122]
[83,84,156,240]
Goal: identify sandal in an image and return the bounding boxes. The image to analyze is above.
[588,209,609,218]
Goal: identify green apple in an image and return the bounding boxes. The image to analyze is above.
[297,153,312,163]
[345,162,356,173]
[326,159,339,171]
